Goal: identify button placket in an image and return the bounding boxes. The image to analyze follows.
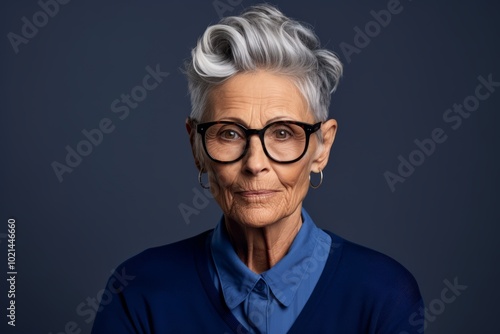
[247,278,269,333]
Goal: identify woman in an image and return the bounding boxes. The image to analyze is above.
[92,4,423,333]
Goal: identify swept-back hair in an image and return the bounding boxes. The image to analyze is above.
[184,3,343,122]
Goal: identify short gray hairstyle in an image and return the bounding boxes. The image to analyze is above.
[184,4,343,122]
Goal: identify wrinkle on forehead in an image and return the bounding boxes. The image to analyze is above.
[207,71,312,127]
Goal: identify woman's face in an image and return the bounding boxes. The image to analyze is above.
[195,71,336,228]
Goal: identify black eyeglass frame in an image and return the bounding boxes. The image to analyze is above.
[196,120,322,164]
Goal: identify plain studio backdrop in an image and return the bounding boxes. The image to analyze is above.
[1,0,499,333]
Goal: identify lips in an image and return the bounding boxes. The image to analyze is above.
[236,190,278,197]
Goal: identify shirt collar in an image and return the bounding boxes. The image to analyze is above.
[210,208,329,309]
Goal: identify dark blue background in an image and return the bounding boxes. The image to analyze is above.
[1,0,499,333]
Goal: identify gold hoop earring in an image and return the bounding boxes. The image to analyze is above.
[309,169,323,189]
[198,169,210,189]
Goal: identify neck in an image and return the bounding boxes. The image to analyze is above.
[224,208,303,274]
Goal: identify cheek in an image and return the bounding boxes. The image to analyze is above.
[278,164,311,197]
[207,165,238,206]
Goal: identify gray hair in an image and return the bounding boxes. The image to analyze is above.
[184,4,343,122]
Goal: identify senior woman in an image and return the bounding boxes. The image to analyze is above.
[92,4,423,334]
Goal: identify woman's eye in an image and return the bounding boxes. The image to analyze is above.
[274,129,291,139]
[220,130,240,140]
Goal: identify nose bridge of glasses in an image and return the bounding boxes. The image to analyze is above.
[242,127,265,145]
[244,128,262,137]
[243,127,268,158]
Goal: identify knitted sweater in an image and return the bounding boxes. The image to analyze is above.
[92,229,424,333]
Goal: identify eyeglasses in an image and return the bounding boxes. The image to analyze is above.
[196,120,322,164]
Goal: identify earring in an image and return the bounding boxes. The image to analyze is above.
[198,169,210,189]
[309,169,323,189]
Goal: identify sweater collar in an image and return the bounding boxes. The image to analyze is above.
[210,208,325,309]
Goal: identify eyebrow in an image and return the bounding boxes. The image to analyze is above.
[215,115,297,127]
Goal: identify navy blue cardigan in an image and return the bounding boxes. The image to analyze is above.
[92,230,424,333]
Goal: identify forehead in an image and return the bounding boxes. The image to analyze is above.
[207,71,312,125]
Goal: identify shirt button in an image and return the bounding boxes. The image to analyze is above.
[255,279,265,292]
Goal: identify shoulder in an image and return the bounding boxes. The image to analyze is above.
[296,231,424,332]
[92,230,216,332]
[324,230,421,304]
[126,229,209,265]
[110,230,212,291]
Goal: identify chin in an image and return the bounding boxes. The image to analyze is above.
[228,204,289,228]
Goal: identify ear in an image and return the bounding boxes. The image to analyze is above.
[311,119,338,172]
[185,118,202,171]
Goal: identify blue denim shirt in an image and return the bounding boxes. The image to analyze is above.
[209,208,332,333]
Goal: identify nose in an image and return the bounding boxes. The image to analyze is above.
[242,135,269,175]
